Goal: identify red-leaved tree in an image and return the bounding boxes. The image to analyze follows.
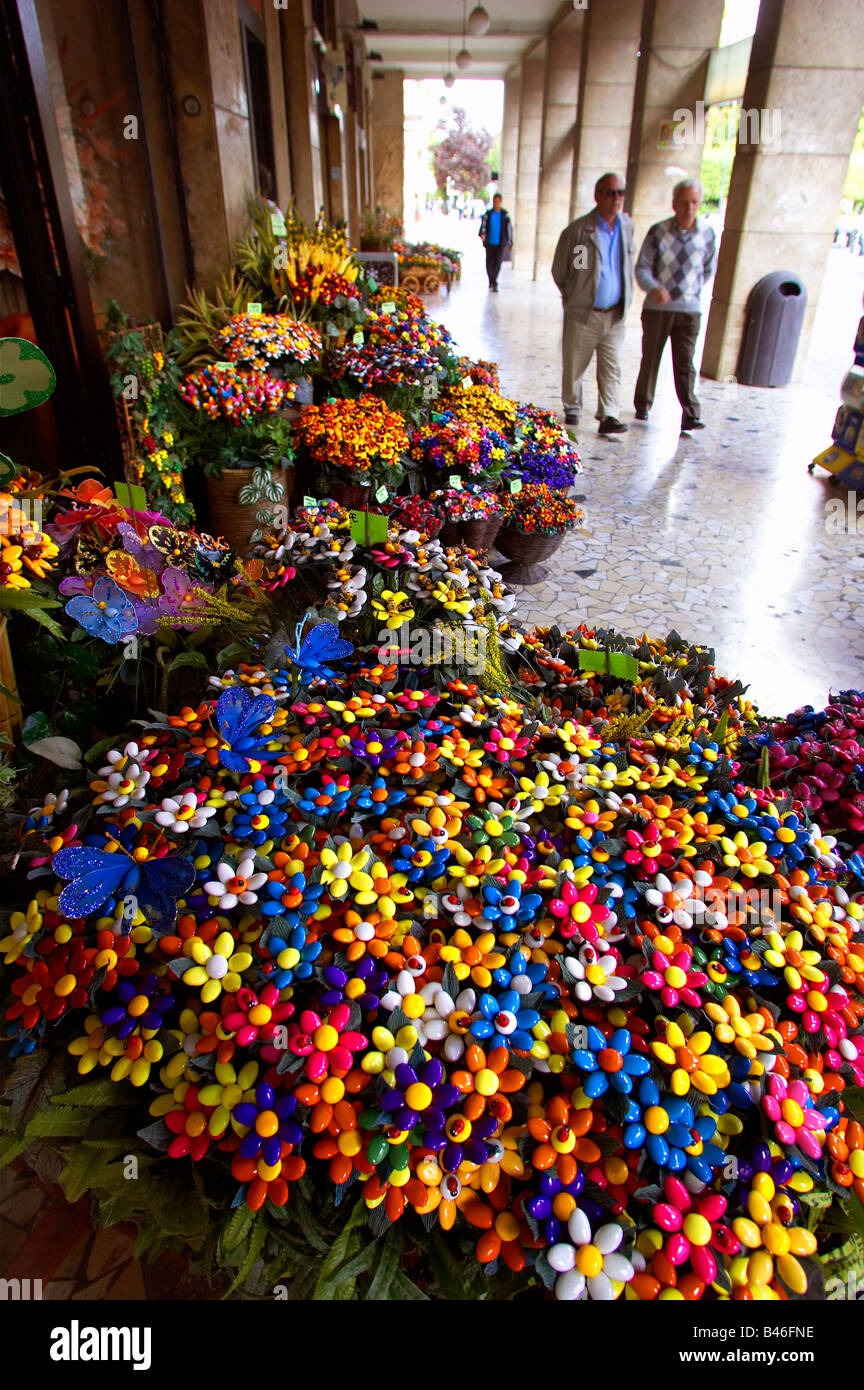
[430,108,492,198]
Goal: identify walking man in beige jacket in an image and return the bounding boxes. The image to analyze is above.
[551,172,636,434]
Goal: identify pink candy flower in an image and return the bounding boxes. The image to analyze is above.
[761,1075,830,1160]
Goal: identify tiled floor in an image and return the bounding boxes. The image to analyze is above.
[420,213,864,714]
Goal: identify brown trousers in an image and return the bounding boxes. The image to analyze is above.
[634,308,701,420]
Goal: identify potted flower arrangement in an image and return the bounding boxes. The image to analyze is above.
[179,363,296,553]
[410,415,509,493]
[430,484,503,553]
[235,200,365,346]
[359,204,403,252]
[292,395,408,509]
[216,311,323,408]
[494,481,583,584]
[325,303,460,419]
[507,402,582,491]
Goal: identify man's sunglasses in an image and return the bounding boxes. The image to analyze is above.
[602,188,626,197]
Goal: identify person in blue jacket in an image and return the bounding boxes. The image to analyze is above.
[479,194,513,293]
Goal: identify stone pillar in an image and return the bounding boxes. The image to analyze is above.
[534,8,586,279]
[157,0,255,290]
[513,39,546,276]
[262,0,293,206]
[279,0,325,224]
[500,66,521,210]
[570,0,643,220]
[200,0,257,248]
[370,70,404,218]
[702,0,864,382]
[626,0,724,252]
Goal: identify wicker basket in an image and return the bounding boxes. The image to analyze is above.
[325,479,373,510]
[493,526,566,584]
[204,464,294,554]
[438,515,502,554]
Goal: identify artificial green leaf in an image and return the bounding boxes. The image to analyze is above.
[220,1204,254,1255]
[364,1223,403,1300]
[223,1217,267,1297]
[52,1078,136,1108]
[26,735,83,769]
[21,710,51,746]
[168,649,208,672]
[25,1107,93,1138]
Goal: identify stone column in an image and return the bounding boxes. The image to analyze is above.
[702,0,864,382]
[534,8,586,280]
[513,39,546,276]
[157,0,256,289]
[500,66,521,210]
[262,0,292,206]
[370,70,404,219]
[626,0,724,252]
[279,0,325,224]
[570,0,643,220]
[200,0,257,248]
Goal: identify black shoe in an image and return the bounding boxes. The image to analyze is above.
[635,407,649,421]
[489,283,498,292]
[564,411,580,426]
[598,417,628,435]
[681,417,705,433]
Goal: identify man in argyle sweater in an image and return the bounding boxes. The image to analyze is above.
[634,179,717,433]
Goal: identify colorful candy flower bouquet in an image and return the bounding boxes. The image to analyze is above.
[292,396,408,507]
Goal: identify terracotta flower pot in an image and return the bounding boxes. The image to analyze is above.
[204,463,294,555]
[493,526,566,584]
[438,515,502,554]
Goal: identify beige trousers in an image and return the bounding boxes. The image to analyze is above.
[562,307,626,420]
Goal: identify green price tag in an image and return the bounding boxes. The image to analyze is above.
[302,495,319,510]
[247,302,262,317]
[461,375,473,390]
[509,478,523,494]
[380,301,395,315]
[353,331,364,346]
[449,475,462,489]
[577,649,638,682]
[114,482,148,512]
[375,485,389,503]
[270,212,287,236]
[214,361,231,370]
[350,510,388,544]
[608,652,639,681]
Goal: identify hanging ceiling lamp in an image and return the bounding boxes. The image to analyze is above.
[456,0,471,70]
[443,34,455,87]
[467,5,490,35]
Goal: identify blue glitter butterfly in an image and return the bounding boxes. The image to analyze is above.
[286,620,353,680]
[53,845,195,932]
[216,687,277,772]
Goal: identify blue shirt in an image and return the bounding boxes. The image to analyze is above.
[594,216,622,309]
[487,210,503,246]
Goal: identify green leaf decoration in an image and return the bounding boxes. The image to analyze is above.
[237,484,261,506]
[168,649,208,672]
[223,1216,267,1297]
[51,1078,136,1108]
[364,1223,403,1300]
[0,337,57,416]
[25,1107,93,1139]
[758,744,771,790]
[220,1205,254,1256]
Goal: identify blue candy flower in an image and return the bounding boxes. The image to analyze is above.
[571,1025,651,1098]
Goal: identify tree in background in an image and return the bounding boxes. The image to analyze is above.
[430,107,492,203]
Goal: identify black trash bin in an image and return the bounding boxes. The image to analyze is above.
[737,271,807,387]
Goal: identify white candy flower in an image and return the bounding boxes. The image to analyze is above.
[155,792,217,833]
[203,856,267,909]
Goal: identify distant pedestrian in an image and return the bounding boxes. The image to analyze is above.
[634,179,718,433]
[479,194,513,293]
[551,171,636,433]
